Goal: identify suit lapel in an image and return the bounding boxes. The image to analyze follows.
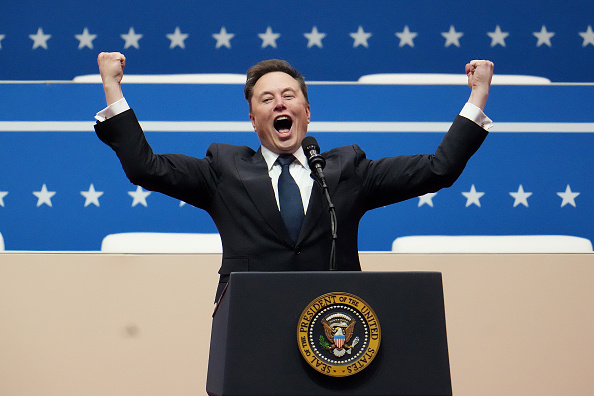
[236,149,294,246]
[236,148,342,247]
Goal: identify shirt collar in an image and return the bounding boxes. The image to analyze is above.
[261,145,310,172]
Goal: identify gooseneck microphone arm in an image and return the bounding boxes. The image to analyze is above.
[301,136,337,271]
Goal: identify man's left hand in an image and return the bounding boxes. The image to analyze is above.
[466,60,494,111]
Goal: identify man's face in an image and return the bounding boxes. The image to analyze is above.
[249,71,311,154]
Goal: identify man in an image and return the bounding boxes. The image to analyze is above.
[95,53,494,300]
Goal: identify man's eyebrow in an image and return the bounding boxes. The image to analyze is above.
[258,87,297,97]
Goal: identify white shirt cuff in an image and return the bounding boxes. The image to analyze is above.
[460,102,493,131]
[94,98,130,122]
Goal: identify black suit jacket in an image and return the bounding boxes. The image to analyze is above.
[95,109,488,299]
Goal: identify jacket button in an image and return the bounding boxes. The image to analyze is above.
[295,247,301,255]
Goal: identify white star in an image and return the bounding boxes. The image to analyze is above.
[179,200,186,207]
[0,191,7,207]
[29,27,51,50]
[304,26,326,48]
[441,25,463,47]
[33,184,56,207]
[121,27,143,49]
[0,34,5,49]
[128,186,151,207]
[212,26,234,49]
[258,26,280,48]
[462,185,484,207]
[75,27,97,49]
[350,26,372,48]
[487,25,509,47]
[509,185,532,208]
[579,25,594,47]
[533,25,555,47]
[167,27,189,49]
[395,26,418,48]
[557,185,580,208]
[81,184,104,207]
[418,192,437,207]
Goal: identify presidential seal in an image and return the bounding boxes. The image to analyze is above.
[297,292,381,377]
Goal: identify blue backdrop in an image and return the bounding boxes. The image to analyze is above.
[1,0,593,82]
[1,0,593,250]
[0,83,592,251]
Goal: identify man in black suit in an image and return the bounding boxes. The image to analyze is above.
[95,53,494,300]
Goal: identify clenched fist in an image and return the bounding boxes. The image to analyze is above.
[97,52,126,106]
[465,60,494,111]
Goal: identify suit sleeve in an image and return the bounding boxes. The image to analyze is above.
[94,108,218,209]
[360,115,488,209]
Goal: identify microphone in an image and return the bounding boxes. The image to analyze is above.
[301,136,338,271]
[301,136,326,182]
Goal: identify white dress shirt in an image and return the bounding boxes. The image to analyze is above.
[260,145,313,213]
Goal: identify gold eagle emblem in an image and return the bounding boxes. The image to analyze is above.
[321,313,359,357]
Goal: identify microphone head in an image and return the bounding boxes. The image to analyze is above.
[301,136,319,153]
[301,136,325,169]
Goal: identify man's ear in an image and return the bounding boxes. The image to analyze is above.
[306,105,311,124]
[249,112,256,131]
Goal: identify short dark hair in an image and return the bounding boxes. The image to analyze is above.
[244,59,308,111]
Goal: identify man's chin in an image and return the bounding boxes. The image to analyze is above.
[276,134,296,145]
[274,141,300,154]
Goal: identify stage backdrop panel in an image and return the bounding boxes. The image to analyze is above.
[0,82,592,251]
[1,253,593,396]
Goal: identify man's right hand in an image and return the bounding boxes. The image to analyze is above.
[97,52,126,106]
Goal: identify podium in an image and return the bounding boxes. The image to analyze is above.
[206,272,451,396]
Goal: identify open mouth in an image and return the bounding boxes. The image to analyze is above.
[274,115,293,134]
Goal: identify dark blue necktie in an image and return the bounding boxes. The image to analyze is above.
[277,154,305,243]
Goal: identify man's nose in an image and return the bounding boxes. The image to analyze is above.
[274,96,287,109]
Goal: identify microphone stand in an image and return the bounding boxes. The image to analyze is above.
[312,167,337,271]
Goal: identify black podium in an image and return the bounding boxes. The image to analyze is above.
[206,272,451,396]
